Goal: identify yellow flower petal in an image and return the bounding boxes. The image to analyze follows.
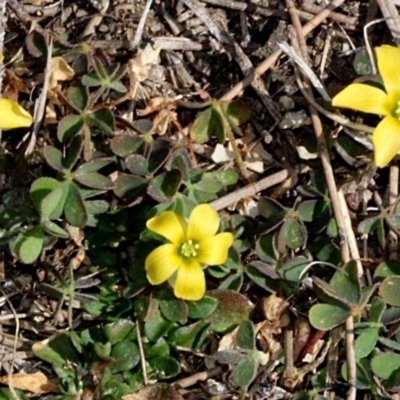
[187,204,219,243]
[147,211,186,245]
[372,115,400,168]
[376,45,400,99]
[197,232,234,265]
[332,83,391,116]
[0,99,32,130]
[174,259,205,301]
[145,244,181,284]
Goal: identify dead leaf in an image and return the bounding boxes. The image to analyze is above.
[49,57,75,90]
[0,372,59,394]
[122,383,183,400]
[256,321,283,362]
[217,326,238,351]
[261,293,289,329]
[4,69,31,100]
[137,97,177,116]
[46,57,75,111]
[128,44,161,84]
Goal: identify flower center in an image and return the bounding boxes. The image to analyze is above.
[395,101,400,120]
[179,239,199,258]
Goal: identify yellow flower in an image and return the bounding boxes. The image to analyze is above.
[145,204,234,301]
[0,98,32,130]
[332,45,400,168]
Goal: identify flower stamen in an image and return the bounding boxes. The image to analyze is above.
[179,239,199,258]
[394,101,400,120]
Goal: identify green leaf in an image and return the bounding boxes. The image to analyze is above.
[74,172,114,190]
[94,342,112,360]
[144,338,170,359]
[341,358,374,390]
[147,170,182,202]
[32,331,81,366]
[236,320,255,350]
[353,48,373,75]
[214,169,238,186]
[313,277,352,308]
[93,57,108,80]
[218,100,252,126]
[196,177,224,194]
[110,341,140,373]
[297,199,331,231]
[43,145,64,171]
[375,260,400,279]
[85,200,109,214]
[355,328,379,359]
[125,154,149,176]
[144,310,175,342]
[245,263,281,293]
[14,226,44,264]
[233,357,258,388]
[133,119,153,134]
[25,30,47,57]
[280,257,309,282]
[104,319,136,344]
[0,389,28,400]
[149,356,180,379]
[369,297,386,323]
[81,72,102,86]
[206,290,254,333]
[113,173,147,200]
[309,303,350,330]
[258,197,286,228]
[256,234,278,265]
[76,157,114,174]
[30,177,60,212]
[312,236,341,265]
[86,108,115,135]
[67,82,88,111]
[379,276,400,306]
[358,216,379,234]
[42,220,69,238]
[187,295,218,319]
[64,182,88,227]
[334,135,367,166]
[330,261,361,305]
[40,187,65,220]
[216,349,248,364]
[110,135,144,157]
[64,134,83,169]
[57,115,84,143]
[169,320,209,349]
[371,352,400,379]
[190,107,225,144]
[156,288,188,322]
[110,80,127,93]
[219,273,243,291]
[279,217,307,250]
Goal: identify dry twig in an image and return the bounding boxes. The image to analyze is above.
[376,0,400,46]
[210,166,308,211]
[284,1,361,399]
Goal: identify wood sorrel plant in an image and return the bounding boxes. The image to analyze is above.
[333,45,400,168]
[145,203,234,301]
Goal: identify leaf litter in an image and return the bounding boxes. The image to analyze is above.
[0,0,398,399]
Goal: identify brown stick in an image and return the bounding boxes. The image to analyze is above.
[210,166,308,211]
[284,1,358,399]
